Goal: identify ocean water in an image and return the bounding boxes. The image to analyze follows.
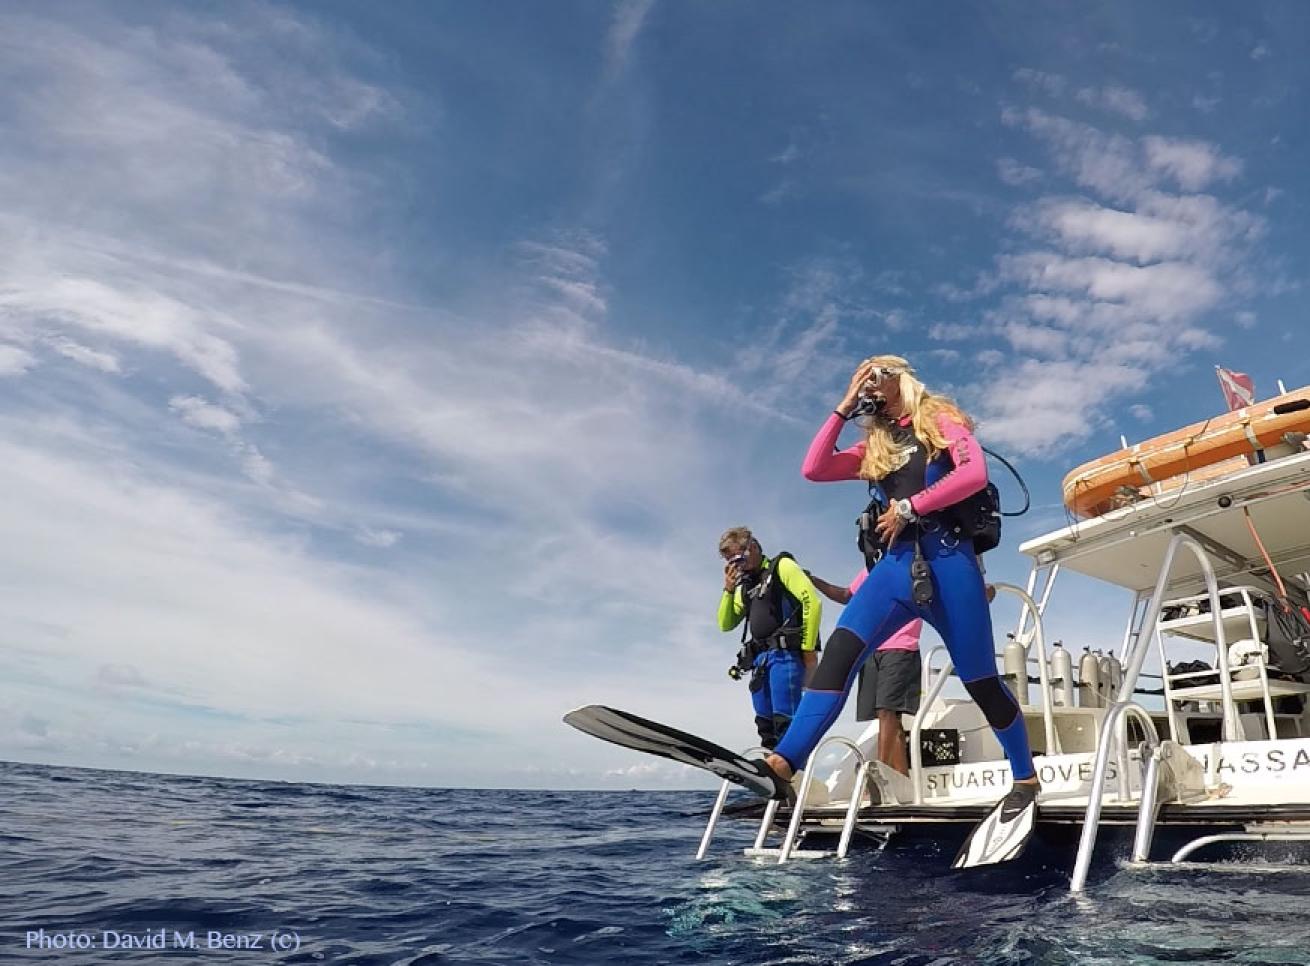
[3,761,1310,965]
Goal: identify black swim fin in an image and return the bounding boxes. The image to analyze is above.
[563,705,794,801]
[951,782,1039,869]
[745,758,796,804]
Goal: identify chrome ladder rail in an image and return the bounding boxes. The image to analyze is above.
[1070,532,1234,893]
[696,745,773,860]
[776,736,874,864]
[1172,830,1310,863]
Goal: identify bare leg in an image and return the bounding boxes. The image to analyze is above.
[877,709,908,775]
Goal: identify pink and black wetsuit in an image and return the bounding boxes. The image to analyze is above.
[772,412,1036,783]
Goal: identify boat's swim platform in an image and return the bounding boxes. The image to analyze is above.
[564,703,1033,868]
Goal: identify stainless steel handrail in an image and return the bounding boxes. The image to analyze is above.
[695,745,772,860]
[1172,830,1310,863]
[777,736,871,864]
[991,583,1059,757]
[1070,532,1232,893]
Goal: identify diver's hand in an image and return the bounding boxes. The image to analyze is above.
[873,504,904,544]
[724,563,741,593]
[838,359,879,417]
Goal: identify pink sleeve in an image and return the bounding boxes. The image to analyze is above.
[908,415,987,516]
[847,569,868,596]
[801,413,866,482]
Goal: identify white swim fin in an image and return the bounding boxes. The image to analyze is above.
[951,782,1039,869]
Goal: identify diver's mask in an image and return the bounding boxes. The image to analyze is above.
[851,364,906,428]
[850,393,888,429]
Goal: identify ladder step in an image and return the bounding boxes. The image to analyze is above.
[742,847,833,859]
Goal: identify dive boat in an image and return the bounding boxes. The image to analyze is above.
[703,385,1310,892]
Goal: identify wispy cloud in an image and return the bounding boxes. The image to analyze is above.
[1075,84,1149,122]
[969,83,1264,453]
[0,5,803,786]
[603,0,656,82]
[997,157,1042,187]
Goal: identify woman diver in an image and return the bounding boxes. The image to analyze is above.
[756,355,1039,818]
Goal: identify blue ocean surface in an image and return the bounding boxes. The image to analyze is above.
[3,760,1310,964]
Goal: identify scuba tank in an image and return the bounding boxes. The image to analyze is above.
[1049,641,1074,708]
[1104,653,1123,703]
[1078,647,1102,708]
[1004,634,1030,706]
[1097,652,1113,704]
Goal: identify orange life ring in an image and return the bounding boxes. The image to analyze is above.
[1061,387,1310,518]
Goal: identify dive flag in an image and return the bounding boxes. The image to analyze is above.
[1216,366,1255,411]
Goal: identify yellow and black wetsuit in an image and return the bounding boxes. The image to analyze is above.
[718,555,821,749]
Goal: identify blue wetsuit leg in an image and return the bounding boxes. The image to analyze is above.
[768,651,806,742]
[772,545,919,769]
[922,538,1036,781]
[772,535,1036,781]
[749,653,776,748]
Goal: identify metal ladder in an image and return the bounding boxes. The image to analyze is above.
[1070,531,1229,892]
[695,738,887,861]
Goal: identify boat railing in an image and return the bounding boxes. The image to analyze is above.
[696,745,773,860]
[1070,531,1233,893]
[698,738,884,863]
[776,736,875,864]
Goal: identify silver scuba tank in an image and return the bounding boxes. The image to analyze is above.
[1049,641,1074,708]
[1004,634,1029,706]
[1104,653,1123,703]
[1078,647,1102,708]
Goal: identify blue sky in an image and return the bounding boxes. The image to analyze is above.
[1,1,1308,789]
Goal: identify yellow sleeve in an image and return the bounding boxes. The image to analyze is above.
[776,557,822,651]
[717,587,744,631]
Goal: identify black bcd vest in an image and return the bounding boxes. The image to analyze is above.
[739,552,804,651]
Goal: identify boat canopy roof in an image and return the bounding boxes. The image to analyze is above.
[1019,450,1310,596]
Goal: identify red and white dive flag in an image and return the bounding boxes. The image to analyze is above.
[1216,366,1255,411]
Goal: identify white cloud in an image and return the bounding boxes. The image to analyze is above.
[1075,85,1149,122]
[1002,108,1150,203]
[1142,136,1242,191]
[0,343,36,376]
[980,105,1259,454]
[1012,67,1066,98]
[604,0,655,80]
[354,526,401,548]
[0,273,247,394]
[0,6,826,787]
[1129,404,1152,421]
[928,322,980,342]
[1022,199,1185,264]
[997,157,1042,186]
[976,359,1145,452]
[47,336,121,373]
[169,395,242,436]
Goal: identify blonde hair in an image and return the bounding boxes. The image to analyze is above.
[718,526,754,556]
[856,355,973,481]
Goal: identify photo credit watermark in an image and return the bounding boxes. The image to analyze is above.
[24,928,302,953]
